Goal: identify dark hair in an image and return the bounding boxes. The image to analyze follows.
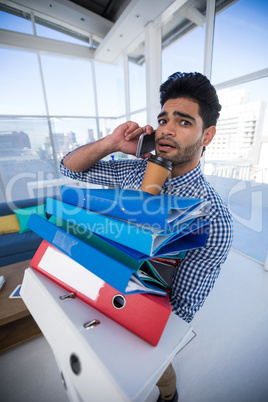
[160,72,221,130]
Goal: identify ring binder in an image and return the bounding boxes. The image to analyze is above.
[29,242,172,345]
[83,319,101,329]
[70,354,81,375]
[59,293,76,300]
[60,186,211,230]
[112,294,126,309]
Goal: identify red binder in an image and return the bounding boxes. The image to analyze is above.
[30,240,172,346]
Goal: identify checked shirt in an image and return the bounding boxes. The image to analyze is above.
[60,157,233,323]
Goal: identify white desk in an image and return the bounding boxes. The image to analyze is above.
[21,268,193,402]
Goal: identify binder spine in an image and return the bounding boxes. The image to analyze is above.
[27,214,133,294]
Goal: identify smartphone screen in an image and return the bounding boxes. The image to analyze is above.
[136,131,155,158]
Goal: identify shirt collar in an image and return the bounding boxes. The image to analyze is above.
[163,163,202,188]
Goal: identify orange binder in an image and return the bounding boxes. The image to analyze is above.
[30,240,172,346]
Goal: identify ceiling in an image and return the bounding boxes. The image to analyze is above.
[0,0,235,64]
[69,0,131,22]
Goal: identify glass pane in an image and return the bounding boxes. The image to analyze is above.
[0,48,46,115]
[212,0,268,84]
[0,6,33,35]
[204,77,268,264]
[41,55,95,116]
[95,60,125,117]
[98,117,125,138]
[128,60,146,112]
[0,118,58,202]
[205,77,268,183]
[130,110,147,127]
[35,18,90,47]
[162,26,205,81]
[50,117,98,165]
[98,117,130,160]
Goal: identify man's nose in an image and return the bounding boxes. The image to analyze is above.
[161,122,176,137]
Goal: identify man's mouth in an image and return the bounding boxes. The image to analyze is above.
[157,139,177,152]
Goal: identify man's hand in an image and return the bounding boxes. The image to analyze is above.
[62,121,154,172]
[111,121,154,156]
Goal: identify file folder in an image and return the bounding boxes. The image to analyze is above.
[97,217,209,261]
[60,186,211,230]
[46,198,209,260]
[27,213,167,296]
[48,215,169,289]
[48,215,181,289]
[30,240,172,346]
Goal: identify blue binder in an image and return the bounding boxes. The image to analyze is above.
[47,198,193,257]
[97,219,210,260]
[60,186,211,230]
[46,198,209,260]
[27,213,167,296]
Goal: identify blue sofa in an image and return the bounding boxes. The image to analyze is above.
[0,198,48,267]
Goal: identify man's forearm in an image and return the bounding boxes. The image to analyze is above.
[62,135,117,172]
[62,121,152,172]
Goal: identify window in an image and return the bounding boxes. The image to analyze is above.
[0,48,46,115]
[128,60,146,112]
[0,118,55,202]
[130,111,147,127]
[40,54,95,116]
[95,60,126,117]
[50,117,98,166]
[205,77,268,183]
[162,25,205,81]
[0,5,33,35]
[35,17,90,47]
[212,0,268,84]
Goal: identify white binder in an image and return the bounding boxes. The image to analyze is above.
[21,268,194,402]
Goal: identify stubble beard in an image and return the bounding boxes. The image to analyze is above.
[156,135,203,166]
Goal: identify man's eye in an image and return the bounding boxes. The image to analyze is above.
[158,119,166,125]
[181,120,191,126]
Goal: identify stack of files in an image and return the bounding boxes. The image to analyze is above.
[46,197,210,261]
[29,239,172,346]
[26,187,210,345]
[60,186,211,230]
[46,214,181,290]
[27,213,170,296]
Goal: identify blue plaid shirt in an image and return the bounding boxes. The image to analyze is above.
[60,157,233,323]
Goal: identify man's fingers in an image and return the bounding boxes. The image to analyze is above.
[141,125,154,134]
[125,121,140,134]
[123,122,154,142]
[125,127,144,140]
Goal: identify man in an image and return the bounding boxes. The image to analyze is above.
[61,72,233,402]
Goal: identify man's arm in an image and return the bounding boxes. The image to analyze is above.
[170,213,233,322]
[62,121,153,172]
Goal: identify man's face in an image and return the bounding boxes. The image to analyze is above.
[155,97,207,175]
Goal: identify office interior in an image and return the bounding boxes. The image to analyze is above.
[0,0,267,401]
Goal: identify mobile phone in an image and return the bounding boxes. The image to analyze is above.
[136,131,155,158]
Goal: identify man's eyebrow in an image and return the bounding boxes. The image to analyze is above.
[173,111,196,122]
[157,110,196,123]
[157,111,167,119]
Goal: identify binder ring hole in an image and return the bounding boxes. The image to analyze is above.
[70,354,81,375]
[112,294,126,309]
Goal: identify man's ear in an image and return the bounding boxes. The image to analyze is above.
[202,126,216,146]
